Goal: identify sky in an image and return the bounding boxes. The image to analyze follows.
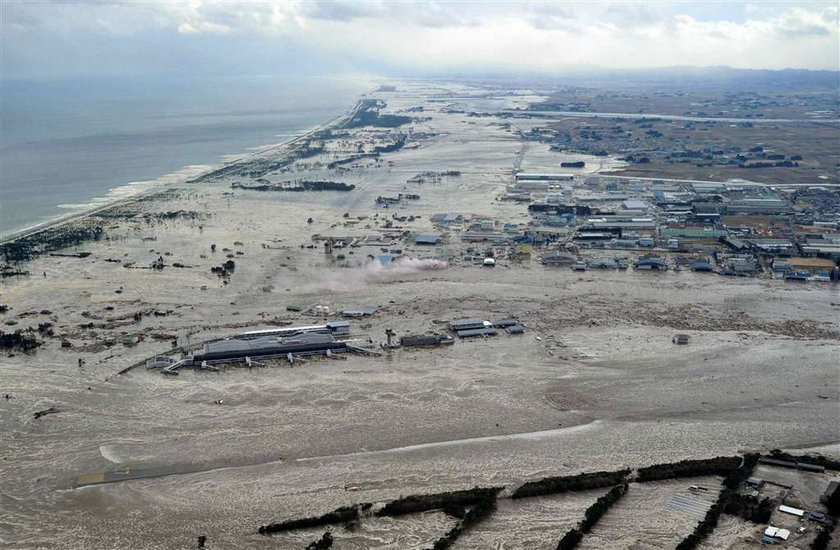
[1,1,838,81]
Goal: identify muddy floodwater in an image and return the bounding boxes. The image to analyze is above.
[1,80,838,549]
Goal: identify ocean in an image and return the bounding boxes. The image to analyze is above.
[0,75,373,236]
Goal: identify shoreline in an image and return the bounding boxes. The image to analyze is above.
[0,97,366,246]
[1,78,837,548]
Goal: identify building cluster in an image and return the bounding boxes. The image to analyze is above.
[382,316,525,350]
[494,173,839,280]
[300,167,837,281]
[448,317,525,338]
[748,457,838,547]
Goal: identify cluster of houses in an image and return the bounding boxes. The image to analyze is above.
[444,172,839,280]
[306,171,837,281]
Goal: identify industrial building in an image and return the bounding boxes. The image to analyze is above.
[449,318,490,331]
[515,173,574,181]
[194,332,347,363]
[430,213,464,226]
[635,257,668,270]
[238,321,350,339]
[159,322,367,374]
[399,334,455,347]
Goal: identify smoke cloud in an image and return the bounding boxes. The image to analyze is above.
[364,257,448,282]
[317,257,448,291]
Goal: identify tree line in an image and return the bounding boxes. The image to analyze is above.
[429,497,497,550]
[1,224,104,264]
[512,469,630,499]
[673,453,761,550]
[556,483,630,550]
[636,456,742,482]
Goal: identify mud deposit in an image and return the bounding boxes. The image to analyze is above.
[1,80,838,549]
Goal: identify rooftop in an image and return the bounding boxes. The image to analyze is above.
[661,228,727,238]
[415,234,440,245]
[622,200,648,210]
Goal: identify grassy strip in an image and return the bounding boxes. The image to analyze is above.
[512,469,631,499]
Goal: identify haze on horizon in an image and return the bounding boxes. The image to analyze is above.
[1,0,838,82]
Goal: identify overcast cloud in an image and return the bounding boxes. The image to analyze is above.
[1,1,838,80]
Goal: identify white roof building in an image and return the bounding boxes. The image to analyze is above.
[515,173,574,181]
[779,505,805,517]
[622,200,648,210]
[764,526,791,540]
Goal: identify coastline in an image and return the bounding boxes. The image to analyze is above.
[1,78,837,548]
[0,97,365,246]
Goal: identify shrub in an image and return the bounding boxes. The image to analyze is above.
[0,330,42,351]
[724,493,772,523]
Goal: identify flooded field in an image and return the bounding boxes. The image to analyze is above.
[454,489,605,549]
[263,511,459,549]
[577,477,723,549]
[1,80,838,548]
